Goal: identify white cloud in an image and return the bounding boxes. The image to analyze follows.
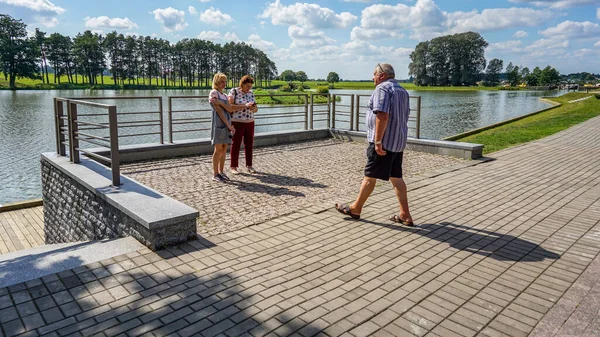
[84,16,138,30]
[351,27,404,40]
[448,8,553,34]
[528,38,569,50]
[508,0,598,9]
[188,6,197,16]
[597,8,599,20]
[0,0,64,14]
[33,15,59,27]
[342,0,377,2]
[288,26,335,48]
[539,21,600,40]
[352,0,554,41]
[247,34,276,51]
[197,31,239,42]
[199,0,210,2]
[488,40,524,53]
[594,40,600,47]
[152,7,188,32]
[260,0,357,29]
[513,30,528,38]
[199,7,233,26]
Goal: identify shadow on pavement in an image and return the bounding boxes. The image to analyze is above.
[355,218,561,262]
[243,172,327,188]
[0,239,327,337]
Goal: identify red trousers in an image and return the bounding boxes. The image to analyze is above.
[230,121,254,168]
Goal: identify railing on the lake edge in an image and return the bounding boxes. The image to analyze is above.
[54,93,422,185]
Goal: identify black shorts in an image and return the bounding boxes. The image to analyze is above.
[364,143,403,181]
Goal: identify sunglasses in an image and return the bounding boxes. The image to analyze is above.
[376,63,384,74]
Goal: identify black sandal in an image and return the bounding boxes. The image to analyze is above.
[335,203,360,219]
[391,215,415,226]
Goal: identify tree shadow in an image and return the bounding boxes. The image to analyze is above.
[355,219,560,262]
[0,238,328,337]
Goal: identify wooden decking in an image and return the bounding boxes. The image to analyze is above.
[0,206,44,254]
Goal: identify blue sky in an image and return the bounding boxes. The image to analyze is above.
[1,0,599,80]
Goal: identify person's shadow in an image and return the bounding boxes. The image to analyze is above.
[240,171,327,188]
[358,220,560,262]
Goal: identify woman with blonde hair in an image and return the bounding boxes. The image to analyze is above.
[209,73,255,182]
[228,75,258,174]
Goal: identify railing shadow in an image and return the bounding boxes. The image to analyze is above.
[355,219,560,262]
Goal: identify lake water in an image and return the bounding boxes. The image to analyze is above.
[0,88,562,204]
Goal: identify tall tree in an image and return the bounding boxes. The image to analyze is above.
[296,71,308,83]
[408,41,429,86]
[34,28,50,84]
[280,69,296,82]
[0,14,39,88]
[485,58,503,85]
[327,71,339,84]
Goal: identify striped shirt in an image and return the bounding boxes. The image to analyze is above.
[366,78,410,152]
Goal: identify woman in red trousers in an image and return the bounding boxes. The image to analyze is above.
[228,75,258,174]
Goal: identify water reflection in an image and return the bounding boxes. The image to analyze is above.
[0,88,563,203]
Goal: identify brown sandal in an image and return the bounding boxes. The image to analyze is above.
[335,203,360,219]
[391,215,415,226]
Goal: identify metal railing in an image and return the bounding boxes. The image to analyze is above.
[53,92,422,185]
[54,98,121,186]
[354,95,422,139]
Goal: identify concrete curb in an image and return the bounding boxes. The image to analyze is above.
[0,198,43,213]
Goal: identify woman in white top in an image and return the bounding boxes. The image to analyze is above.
[228,75,258,174]
[209,73,254,182]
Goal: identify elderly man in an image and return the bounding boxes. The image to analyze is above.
[335,63,414,226]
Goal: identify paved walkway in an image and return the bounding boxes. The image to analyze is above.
[1,117,600,337]
[121,139,465,235]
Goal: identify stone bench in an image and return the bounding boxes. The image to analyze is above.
[41,153,198,250]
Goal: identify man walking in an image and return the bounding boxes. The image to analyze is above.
[335,63,414,226]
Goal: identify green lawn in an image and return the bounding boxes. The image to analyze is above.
[455,93,600,154]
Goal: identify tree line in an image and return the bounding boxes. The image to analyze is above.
[484,59,560,87]
[408,31,563,87]
[0,14,278,89]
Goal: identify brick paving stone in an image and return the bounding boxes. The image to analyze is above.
[2,118,600,337]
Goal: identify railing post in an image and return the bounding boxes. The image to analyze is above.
[168,97,173,143]
[331,94,336,129]
[416,96,421,139]
[327,94,331,129]
[310,94,314,130]
[54,98,66,156]
[108,105,121,186]
[68,102,80,163]
[304,94,309,130]
[158,97,164,144]
[349,94,355,131]
[355,96,361,131]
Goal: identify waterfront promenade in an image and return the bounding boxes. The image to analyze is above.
[1,116,600,336]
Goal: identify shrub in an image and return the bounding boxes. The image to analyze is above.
[595,94,600,99]
[280,84,293,92]
[302,84,310,89]
[316,86,329,94]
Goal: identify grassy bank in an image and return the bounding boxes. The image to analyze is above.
[2,74,507,92]
[455,93,600,154]
[254,90,334,104]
